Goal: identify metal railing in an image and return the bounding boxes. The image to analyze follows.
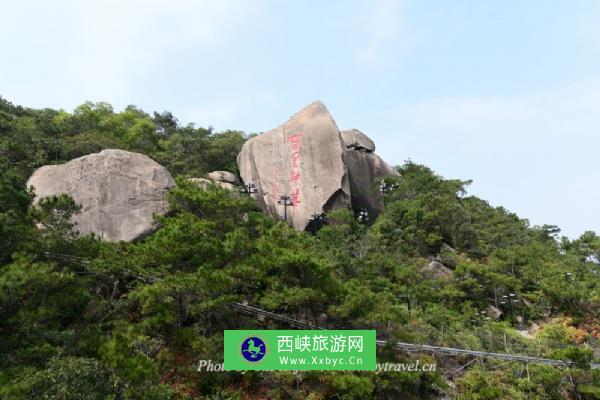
[233,302,600,369]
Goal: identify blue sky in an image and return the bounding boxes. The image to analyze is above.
[1,0,599,238]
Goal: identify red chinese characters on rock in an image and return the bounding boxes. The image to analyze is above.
[290,188,301,206]
[290,152,301,169]
[289,171,301,185]
[288,133,302,152]
[287,133,303,208]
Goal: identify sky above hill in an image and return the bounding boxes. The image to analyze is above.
[2,0,599,238]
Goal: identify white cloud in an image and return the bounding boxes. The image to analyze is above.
[356,0,408,65]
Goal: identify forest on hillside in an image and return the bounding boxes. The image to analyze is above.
[1,96,599,399]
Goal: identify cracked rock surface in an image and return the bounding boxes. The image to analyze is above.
[27,149,175,241]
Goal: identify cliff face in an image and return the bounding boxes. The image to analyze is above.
[237,101,398,230]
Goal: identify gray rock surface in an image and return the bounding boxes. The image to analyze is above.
[435,243,458,269]
[341,129,375,152]
[206,170,240,190]
[237,101,399,230]
[189,173,240,191]
[207,171,240,185]
[237,101,351,230]
[27,149,175,242]
[342,146,398,216]
[486,305,503,320]
[422,260,453,280]
[188,178,213,189]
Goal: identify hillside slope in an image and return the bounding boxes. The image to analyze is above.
[1,97,599,399]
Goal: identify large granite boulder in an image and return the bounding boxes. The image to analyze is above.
[237,101,351,230]
[27,149,175,241]
[237,101,398,230]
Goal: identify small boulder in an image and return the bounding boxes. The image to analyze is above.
[486,305,503,320]
[207,171,240,186]
[435,243,458,269]
[188,178,213,189]
[189,172,241,191]
[422,260,453,280]
[529,322,541,335]
[341,129,375,152]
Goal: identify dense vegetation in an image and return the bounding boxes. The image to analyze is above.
[1,96,599,399]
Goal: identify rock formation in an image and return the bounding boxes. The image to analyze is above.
[237,101,351,230]
[341,129,398,216]
[435,243,458,269]
[27,149,175,242]
[486,305,503,320]
[188,171,241,191]
[237,101,397,230]
[188,178,213,188]
[341,129,375,152]
[207,170,241,190]
[422,260,453,280]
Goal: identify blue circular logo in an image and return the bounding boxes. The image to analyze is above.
[241,336,266,362]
